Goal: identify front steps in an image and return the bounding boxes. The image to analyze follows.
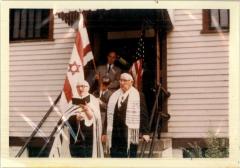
[102,138,174,158]
[10,138,183,158]
[137,138,172,158]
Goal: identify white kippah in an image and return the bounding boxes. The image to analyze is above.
[76,80,89,87]
[120,73,133,81]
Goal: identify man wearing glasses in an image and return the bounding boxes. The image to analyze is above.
[68,80,104,157]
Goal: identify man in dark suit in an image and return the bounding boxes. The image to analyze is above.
[106,73,150,158]
[93,76,112,156]
[93,76,112,135]
[95,51,122,92]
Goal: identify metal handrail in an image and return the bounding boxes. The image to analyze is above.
[37,106,80,157]
[139,84,170,157]
[15,93,62,157]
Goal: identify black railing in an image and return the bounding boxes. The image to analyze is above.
[37,105,80,157]
[15,93,62,157]
[139,84,170,157]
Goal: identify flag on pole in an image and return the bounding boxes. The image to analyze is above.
[59,12,94,112]
[49,12,94,157]
[129,33,144,90]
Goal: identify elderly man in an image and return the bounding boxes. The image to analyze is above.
[68,80,103,158]
[105,73,150,158]
[96,50,122,92]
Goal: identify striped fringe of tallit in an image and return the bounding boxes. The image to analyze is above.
[48,95,103,158]
[49,125,71,157]
[107,87,140,152]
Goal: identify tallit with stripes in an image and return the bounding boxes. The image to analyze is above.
[49,95,104,158]
[107,86,140,151]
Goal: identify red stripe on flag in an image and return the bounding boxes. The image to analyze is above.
[130,59,143,90]
[75,32,84,64]
[137,59,143,89]
[134,61,139,75]
[83,44,92,56]
[63,76,73,102]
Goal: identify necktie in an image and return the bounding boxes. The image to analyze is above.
[108,64,111,73]
[100,91,104,99]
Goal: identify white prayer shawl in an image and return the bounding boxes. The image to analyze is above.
[107,87,140,151]
[49,125,71,157]
[49,95,104,158]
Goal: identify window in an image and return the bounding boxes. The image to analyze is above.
[201,9,229,33]
[10,9,53,42]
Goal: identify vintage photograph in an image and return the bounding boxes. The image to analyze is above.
[9,8,229,158]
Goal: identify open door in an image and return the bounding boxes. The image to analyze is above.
[58,9,173,132]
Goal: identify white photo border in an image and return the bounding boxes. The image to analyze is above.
[1,1,240,168]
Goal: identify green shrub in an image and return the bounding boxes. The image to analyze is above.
[204,132,229,158]
[182,132,229,158]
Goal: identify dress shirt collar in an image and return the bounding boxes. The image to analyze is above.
[107,63,114,69]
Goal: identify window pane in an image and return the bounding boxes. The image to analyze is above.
[41,9,50,39]
[27,9,34,38]
[20,10,27,39]
[10,9,51,41]
[35,10,42,38]
[220,10,229,27]
[202,9,229,33]
[13,10,21,39]
[210,9,219,28]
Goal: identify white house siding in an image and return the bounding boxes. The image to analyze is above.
[9,15,76,137]
[163,9,229,138]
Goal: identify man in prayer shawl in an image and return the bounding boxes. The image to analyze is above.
[68,80,104,157]
[106,73,150,157]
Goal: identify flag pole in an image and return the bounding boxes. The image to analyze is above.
[91,56,98,74]
[15,92,62,157]
[80,10,100,90]
[81,11,97,74]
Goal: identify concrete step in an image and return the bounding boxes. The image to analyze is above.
[137,138,172,158]
[138,138,172,151]
[102,138,173,158]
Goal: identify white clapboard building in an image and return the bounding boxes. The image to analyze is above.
[9,9,229,157]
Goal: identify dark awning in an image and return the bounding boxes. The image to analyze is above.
[57,9,173,32]
[84,9,173,31]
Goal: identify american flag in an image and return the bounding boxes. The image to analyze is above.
[49,13,94,157]
[129,33,144,90]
